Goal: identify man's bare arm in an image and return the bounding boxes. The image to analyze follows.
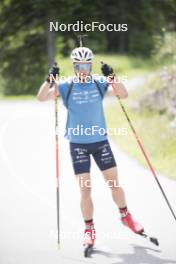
[37,63,59,101]
[101,63,128,99]
[37,81,58,101]
[108,77,128,99]
[110,79,128,99]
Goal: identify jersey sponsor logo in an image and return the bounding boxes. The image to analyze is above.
[74,159,89,164]
[71,89,100,104]
[74,147,87,154]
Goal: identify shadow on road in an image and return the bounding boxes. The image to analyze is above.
[91,244,176,264]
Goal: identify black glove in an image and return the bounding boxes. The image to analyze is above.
[46,62,59,84]
[101,62,114,77]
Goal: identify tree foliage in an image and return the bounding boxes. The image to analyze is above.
[0,0,175,95]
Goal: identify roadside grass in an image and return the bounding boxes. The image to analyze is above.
[105,59,176,180]
[105,98,176,180]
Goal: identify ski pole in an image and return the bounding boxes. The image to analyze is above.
[77,34,88,47]
[50,71,60,247]
[111,80,176,222]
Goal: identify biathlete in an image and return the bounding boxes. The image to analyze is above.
[37,46,144,251]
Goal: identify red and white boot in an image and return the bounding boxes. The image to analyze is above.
[120,207,144,234]
[83,221,96,247]
[83,227,96,247]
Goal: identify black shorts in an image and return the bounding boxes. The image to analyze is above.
[69,140,117,175]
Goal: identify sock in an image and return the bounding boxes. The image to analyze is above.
[84,219,94,229]
[119,206,129,218]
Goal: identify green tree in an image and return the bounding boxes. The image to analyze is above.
[0,0,176,95]
[0,0,80,95]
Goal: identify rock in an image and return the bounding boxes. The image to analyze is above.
[134,64,176,122]
[139,89,167,113]
[170,117,176,130]
[167,105,176,119]
[167,75,176,96]
[159,66,169,82]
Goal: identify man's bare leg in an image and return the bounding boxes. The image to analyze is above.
[102,166,127,208]
[102,166,144,233]
[76,173,93,220]
[76,173,96,246]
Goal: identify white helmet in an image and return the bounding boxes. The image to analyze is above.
[70,47,94,62]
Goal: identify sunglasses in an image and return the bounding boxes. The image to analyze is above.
[74,63,91,72]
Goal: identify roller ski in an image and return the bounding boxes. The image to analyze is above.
[120,208,159,246]
[83,225,96,257]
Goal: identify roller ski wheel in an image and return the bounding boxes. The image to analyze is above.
[84,244,94,257]
[138,230,159,246]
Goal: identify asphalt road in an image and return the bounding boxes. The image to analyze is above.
[0,99,176,264]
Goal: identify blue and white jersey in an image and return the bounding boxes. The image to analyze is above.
[58,76,109,143]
